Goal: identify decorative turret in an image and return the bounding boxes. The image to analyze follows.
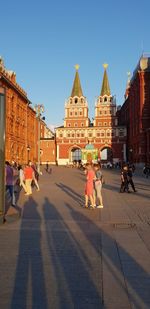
[100,64,111,96]
[64,65,89,128]
[94,63,117,127]
[124,72,131,99]
[71,64,83,97]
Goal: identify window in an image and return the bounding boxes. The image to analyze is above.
[97,132,100,137]
[68,123,71,127]
[81,133,84,137]
[77,133,80,137]
[74,123,78,127]
[101,132,104,137]
[104,122,107,126]
[59,133,63,138]
[79,111,82,116]
[81,123,84,127]
[99,111,102,115]
[104,110,107,114]
[88,132,93,137]
[119,130,124,137]
[67,133,70,138]
[72,133,75,137]
[75,98,78,104]
[70,112,73,116]
[75,112,78,116]
[107,132,110,137]
[104,97,107,102]
[98,122,102,126]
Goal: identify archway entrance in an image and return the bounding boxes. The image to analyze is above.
[100,147,113,163]
[71,147,82,162]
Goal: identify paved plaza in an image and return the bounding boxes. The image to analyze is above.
[0,167,150,309]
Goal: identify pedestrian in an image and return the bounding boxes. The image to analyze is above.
[93,163,104,208]
[84,163,95,209]
[24,163,34,195]
[143,164,150,178]
[120,166,129,193]
[128,166,137,192]
[29,161,40,191]
[5,161,16,206]
[18,165,27,193]
[46,161,49,172]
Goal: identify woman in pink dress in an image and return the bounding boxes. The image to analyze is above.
[84,163,95,209]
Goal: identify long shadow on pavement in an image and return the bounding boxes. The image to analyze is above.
[56,184,150,308]
[11,197,48,309]
[56,182,84,206]
[43,197,103,309]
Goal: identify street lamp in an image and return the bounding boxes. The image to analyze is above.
[27,145,30,163]
[34,104,44,173]
[0,86,6,216]
[129,148,133,163]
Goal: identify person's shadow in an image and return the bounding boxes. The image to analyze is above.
[43,197,103,309]
[11,197,48,309]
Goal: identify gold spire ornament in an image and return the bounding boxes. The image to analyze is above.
[71,65,83,97]
[74,64,80,71]
[100,63,111,96]
[103,63,108,69]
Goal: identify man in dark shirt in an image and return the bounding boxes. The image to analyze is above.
[128,166,137,192]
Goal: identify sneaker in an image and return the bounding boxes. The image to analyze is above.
[97,205,103,208]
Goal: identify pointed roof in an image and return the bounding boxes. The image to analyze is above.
[71,65,83,97]
[100,64,111,96]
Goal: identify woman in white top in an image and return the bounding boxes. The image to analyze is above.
[18,165,27,193]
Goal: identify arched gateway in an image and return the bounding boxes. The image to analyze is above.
[100,146,113,163]
[70,147,82,162]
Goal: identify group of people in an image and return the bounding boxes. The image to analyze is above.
[5,160,40,207]
[120,165,137,193]
[84,162,104,209]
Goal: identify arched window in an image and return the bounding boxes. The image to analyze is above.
[75,98,78,104]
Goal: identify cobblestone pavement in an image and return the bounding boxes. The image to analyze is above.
[0,167,150,309]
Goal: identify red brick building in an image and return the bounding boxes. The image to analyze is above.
[40,125,56,164]
[56,64,126,165]
[119,55,150,165]
[0,57,39,164]
[0,57,55,165]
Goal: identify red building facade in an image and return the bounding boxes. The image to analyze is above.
[119,55,150,165]
[0,57,54,165]
[56,64,126,165]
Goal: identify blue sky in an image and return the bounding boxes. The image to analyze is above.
[1,0,150,127]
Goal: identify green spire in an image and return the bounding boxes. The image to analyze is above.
[100,64,111,96]
[71,65,83,97]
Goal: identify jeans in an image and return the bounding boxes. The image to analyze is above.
[6,185,15,205]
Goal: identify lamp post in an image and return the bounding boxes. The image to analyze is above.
[129,148,133,164]
[0,86,6,215]
[34,104,44,173]
[27,145,30,163]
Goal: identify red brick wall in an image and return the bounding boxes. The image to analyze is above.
[40,139,56,164]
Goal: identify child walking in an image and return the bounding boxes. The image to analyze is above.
[84,163,95,209]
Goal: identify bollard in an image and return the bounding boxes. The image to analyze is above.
[0,86,6,215]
